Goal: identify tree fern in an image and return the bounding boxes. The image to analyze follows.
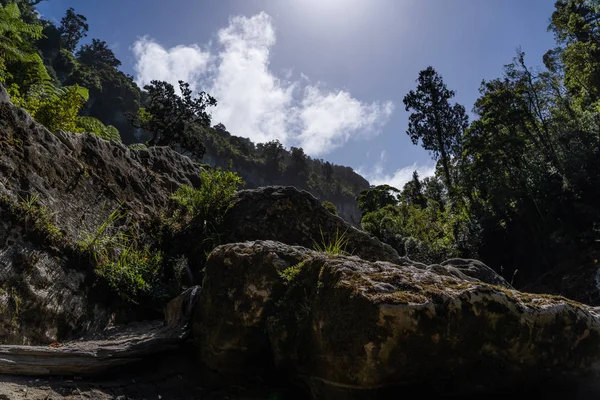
[0,3,51,88]
[77,116,122,142]
[0,3,44,64]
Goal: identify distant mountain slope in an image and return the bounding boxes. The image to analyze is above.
[198,124,369,225]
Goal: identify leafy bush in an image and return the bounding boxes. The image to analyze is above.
[11,84,89,133]
[77,205,165,303]
[76,116,121,142]
[97,246,163,304]
[322,200,338,216]
[128,143,148,151]
[171,168,245,229]
[77,205,127,265]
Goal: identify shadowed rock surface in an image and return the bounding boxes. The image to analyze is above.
[523,247,600,306]
[0,84,203,344]
[195,240,600,398]
[220,186,402,264]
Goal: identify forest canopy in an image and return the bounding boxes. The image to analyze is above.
[358,0,600,285]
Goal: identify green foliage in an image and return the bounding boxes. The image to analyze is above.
[322,200,338,216]
[129,80,216,158]
[357,184,400,216]
[280,261,306,283]
[77,204,164,303]
[313,228,350,256]
[0,193,63,246]
[403,67,468,189]
[77,205,127,265]
[76,39,121,68]
[97,246,163,304]
[0,3,43,65]
[400,171,428,208]
[171,168,245,228]
[0,2,50,91]
[11,84,89,132]
[77,115,121,142]
[128,143,148,151]
[58,7,88,52]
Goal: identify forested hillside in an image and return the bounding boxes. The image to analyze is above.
[357,0,600,286]
[0,0,368,224]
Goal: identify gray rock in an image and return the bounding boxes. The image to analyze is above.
[220,186,402,264]
[195,240,600,397]
[0,84,203,344]
[0,84,9,104]
[441,258,513,288]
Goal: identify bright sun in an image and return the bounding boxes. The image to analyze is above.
[291,0,372,31]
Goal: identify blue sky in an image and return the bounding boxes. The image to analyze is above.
[38,0,557,189]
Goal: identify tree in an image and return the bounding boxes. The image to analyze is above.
[0,0,46,24]
[58,8,88,53]
[213,122,227,132]
[549,0,600,105]
[400,171,427,208]
[403,67,468,190]
[288,146,309,186]
[259,139,285,173]
[322,161,334,183]
[356,184,400,216]
[129,80,216,158]
[76,39,121,68]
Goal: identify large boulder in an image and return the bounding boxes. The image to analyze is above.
[220,186,402,264]
[0,84,203,344]
[195,240,600,397]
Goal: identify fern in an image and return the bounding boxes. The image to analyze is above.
[0,4,44,64]
[77,116,122,142]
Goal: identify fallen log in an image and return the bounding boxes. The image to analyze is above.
[0,321,189,376]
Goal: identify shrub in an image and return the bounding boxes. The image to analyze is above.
[97,246,163,304]
[171,167,245,229]
[128,143,148,151]
[322,200,338,216]
[76,116,121,142]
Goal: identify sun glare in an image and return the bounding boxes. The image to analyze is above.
[291,0,373,31]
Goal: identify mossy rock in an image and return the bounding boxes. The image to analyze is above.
[195,240,600,398]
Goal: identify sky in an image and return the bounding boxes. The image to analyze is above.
[38,0,557,189]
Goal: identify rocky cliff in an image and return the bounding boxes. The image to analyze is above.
[0,84,203,344]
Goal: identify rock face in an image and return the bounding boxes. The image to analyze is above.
[0,84,203,344]
[523,248,600,306]
[195,240,600,397]
[220,186,402,264]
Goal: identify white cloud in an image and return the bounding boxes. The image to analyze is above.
[132,36,212,93]
[359,158,436,190]
[131,12,393,156]
[297,87,394,154]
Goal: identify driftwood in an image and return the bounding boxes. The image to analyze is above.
[0,287,200,377]
[0,322,190,376]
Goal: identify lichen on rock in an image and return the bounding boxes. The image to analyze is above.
[195,240,600,397]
